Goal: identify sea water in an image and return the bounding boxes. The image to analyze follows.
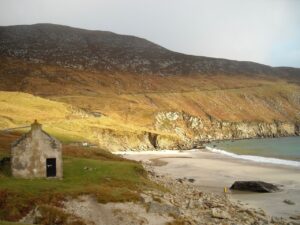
[206,137,300,167]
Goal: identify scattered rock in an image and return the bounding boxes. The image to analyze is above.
[176,177,195,184]
[176,178,184,183]
[188,178,195,183]
[290,215,300,220]
[283,199,295,205]
[211,208,231,219]
[83,166,93,171]
[230,181,280,193]
[143,164,288,225]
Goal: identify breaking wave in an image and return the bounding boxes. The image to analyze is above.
[205,146,300,167]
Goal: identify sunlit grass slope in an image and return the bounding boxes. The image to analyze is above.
[0,91,67,128]
[52,79,300,127]
[0,91,167,146]
[0,91,89,143]
[1,59,300,137]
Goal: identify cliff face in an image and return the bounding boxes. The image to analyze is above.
[0,24,300,151]
[155,111,299,148]
[91,128,181,151]
[80,114,299,151]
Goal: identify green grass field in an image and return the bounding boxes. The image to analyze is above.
[0,142,155,222]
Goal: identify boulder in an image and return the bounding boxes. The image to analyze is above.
[230,181,280,193]
[188,178,195,183]
[283,199,295,205]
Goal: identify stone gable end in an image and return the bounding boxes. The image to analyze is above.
[11,121,63,178]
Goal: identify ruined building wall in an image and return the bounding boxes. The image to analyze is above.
[11,126,63,178]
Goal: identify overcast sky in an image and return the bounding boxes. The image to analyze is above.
[0,0,299,67]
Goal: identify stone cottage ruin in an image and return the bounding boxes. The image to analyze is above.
[11,120,63,178]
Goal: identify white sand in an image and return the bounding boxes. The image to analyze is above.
[64,195,172,225]
[120,149,300,219]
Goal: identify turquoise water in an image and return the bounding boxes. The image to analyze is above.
[206,137,300,166]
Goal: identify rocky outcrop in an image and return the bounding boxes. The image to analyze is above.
[155,111,300,149]
[92,127,181,151]
[87,111,299,151]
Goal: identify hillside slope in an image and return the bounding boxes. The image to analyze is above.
[0,24,300,150]
[1,23,300,78]
[0,91,180,151]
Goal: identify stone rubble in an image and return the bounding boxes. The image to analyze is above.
[143,163,292,225]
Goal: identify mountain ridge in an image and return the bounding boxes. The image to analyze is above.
[1,23,299,78]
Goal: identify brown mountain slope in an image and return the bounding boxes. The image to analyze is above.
[1,23,300,78]
[0,24,299,150]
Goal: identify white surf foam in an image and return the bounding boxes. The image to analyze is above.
[205,146,300,167]
[114,149,189,155]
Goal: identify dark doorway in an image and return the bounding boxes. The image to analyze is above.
[46,158,56,177]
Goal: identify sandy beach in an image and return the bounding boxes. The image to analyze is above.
[120,149,300,219]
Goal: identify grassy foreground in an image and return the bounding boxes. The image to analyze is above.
[0,221,29,225]
[0,221,31,225]
[0,134,154,222]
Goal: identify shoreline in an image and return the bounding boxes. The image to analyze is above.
[204,133,300,145]
[120,149,300,219]
[205,146,300,167]
[116,144,300,168]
